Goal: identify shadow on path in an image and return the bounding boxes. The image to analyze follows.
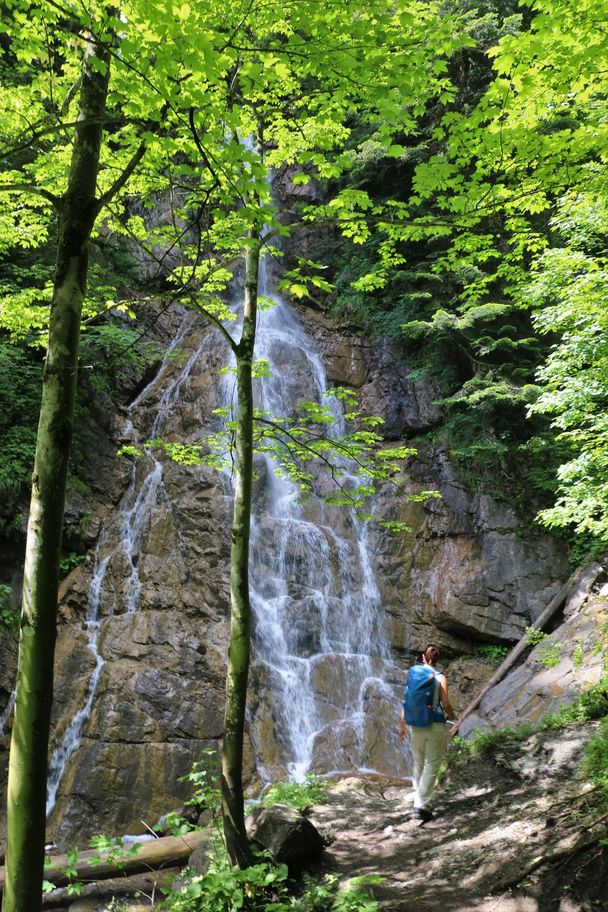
[310,725,607,912]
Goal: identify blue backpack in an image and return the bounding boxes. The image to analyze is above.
[403,664,445,727]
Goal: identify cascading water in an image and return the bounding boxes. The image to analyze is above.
[42,236,405,821]
[45,311,215,815]
[225,248,402,781]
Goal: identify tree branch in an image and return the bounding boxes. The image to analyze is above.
[95,142,147,212]
[0,183,60,207]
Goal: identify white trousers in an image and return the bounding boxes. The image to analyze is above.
[410,722,448,809]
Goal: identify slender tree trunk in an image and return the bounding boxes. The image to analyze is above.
[221,237,260,869]
[2,36,111,912]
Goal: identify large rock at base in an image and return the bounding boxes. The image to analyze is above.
[245,804,325,868]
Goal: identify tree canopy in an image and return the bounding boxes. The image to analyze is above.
[2,0,608,906]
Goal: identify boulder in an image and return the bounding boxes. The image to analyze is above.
[245,804,325,868]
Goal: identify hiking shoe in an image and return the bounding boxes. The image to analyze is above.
[413,807,434,823]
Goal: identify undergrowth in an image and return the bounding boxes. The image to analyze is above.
[581,718,608,796]
[159,755,376,912]
[261,774,327,812]
[0,583,18,637]
[164,856,381,912]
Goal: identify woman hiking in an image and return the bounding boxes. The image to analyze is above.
[399,643,455,822]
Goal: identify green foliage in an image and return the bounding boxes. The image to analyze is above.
[164,854,381,912]
[58,552,85,578]
[181,750,222,808]
[308,0,608,559]
[79,323,162,391]
[0,583,18,637]
[87,835,142,868]
[332,877,383,912]
[525,201,608,544]
[567,533,607,569]
[162,758,377,912]
[581,718,608,792]
[154,810,199,838]
[0,317,160,543]
[475,644,508,664]
[538,678,608,730]
[525,626,548,647]
[448,723,536,765]
[572,639,585,670]
[0,342,42,512]
[149,387,439,530]
[43,837,142,896]
[536,642,563,669]
[524,626,564,668]
[261,774,327,813]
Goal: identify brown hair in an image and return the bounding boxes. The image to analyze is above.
[423,644,439,666]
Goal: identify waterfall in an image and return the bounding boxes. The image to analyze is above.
[43,241,405,819]
[225,247,400,781]
[46,311,213,815]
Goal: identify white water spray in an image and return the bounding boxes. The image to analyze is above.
[46,312,212,815]
[224,245,397,780]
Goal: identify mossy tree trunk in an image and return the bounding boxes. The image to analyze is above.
[220,235,260,869]
[2,36,111,912]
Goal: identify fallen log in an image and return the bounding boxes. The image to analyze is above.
[449,563,599,739]
[40,867,182,909]
[0,830,205,892]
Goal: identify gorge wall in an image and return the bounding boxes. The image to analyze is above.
[0,285,571,847]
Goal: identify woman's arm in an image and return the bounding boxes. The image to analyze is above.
[439,676,455,720]
[399,704,407,740]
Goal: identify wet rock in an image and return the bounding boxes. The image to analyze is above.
[0,297,570,846]
[49,738,214,843]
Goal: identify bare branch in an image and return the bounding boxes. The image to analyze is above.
[95,142,147,212]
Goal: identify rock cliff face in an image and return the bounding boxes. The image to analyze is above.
[306,311,567,653]
[0,293,568,846]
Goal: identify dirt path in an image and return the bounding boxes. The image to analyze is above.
[310,724,607,912]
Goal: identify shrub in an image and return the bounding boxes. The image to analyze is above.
[475,644,509,664]
[164,856,381,912]
[261,774,327,812]
[581,718,608,793]
[0,584,18,637]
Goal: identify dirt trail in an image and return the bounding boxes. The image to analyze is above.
[310,724,607,912]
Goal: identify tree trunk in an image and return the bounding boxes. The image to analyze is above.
[2,36,111,912]
[221,237,259,868]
